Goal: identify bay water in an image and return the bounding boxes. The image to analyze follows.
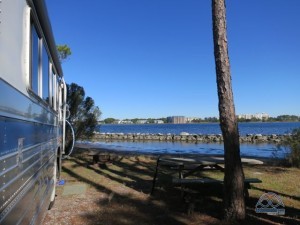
[81,122,300,158]
[98,122,300,135]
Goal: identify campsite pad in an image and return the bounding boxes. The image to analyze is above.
[62,183,87,196]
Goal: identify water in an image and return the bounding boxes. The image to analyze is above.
[77,140,285,158]
[87,122,299,158]
[98,122,300,135]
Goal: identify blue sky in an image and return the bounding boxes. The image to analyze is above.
[46,0,300,120]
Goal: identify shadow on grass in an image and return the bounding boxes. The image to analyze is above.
[245,196,300,225]
[62,166,188,225]
[61,151,300,225]
[67,156,153,193]
[251,186,300,202]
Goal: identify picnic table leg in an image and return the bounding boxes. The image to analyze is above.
[178,165,183,179]
[151,156,161,195]
[213,164,225,172]
[93,155,99,164]
[178,165,186,197]
[244,183,250,199]
[182,165,205,178]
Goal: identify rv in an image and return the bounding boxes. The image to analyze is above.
[0,0,67,223]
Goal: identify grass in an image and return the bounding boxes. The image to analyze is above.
[43,148,300,225]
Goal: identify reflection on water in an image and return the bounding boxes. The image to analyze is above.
[76,140,285,158]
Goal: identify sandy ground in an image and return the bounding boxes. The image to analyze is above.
[42,148,300,225]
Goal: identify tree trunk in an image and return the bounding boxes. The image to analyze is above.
[212,0,246,222]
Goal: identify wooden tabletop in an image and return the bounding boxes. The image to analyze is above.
[159,156,263,166]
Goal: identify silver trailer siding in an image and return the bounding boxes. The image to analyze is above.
[0,0,65,224]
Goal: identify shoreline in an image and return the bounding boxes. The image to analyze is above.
[74,144,280,165]
[91,132,287,144]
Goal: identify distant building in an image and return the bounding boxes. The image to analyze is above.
[238,113,269,120]
[167,116,186,124]
[136,119,148,124]
[154,120,164,124]
[119,120,133,124]
[238,114,253,120]
[113,120,121,124]
[255,113,269,120]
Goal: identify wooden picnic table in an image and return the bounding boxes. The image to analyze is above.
[88,152,111,164]
[151,155,263,197]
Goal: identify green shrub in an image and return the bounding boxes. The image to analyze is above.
[283,128,300,167]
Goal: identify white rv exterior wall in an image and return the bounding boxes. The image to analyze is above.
[0,0,30,95]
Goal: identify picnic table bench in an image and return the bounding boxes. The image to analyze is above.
[151,155,263,198]
[172,177,262,198]
[88,153,110,164]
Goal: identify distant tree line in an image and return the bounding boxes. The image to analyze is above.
[268,115,300,122]
[191,117,219,123]
[101,115,299,124]
[238,115,300,122]
[195,115,300,123]
[102,117,167,124]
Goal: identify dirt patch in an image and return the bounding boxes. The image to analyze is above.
[43,148,300,225]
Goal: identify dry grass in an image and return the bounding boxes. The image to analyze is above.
[43,148,300,225]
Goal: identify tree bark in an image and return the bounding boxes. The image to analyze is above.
[212,0,246,222]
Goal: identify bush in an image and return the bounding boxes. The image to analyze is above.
[283,128,300,167]
[65,83,101,153]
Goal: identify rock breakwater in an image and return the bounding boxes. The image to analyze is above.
[93,132,287,144]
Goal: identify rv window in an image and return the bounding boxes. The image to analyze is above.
[49,65,53,107]
[31,25,39,95]
[42,44,49,102]
[52,71,57,110]
[56,77,60,110]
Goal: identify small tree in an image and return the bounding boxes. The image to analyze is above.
[66,83,101,150]
[283,128,300,167]
[57,44,72,63]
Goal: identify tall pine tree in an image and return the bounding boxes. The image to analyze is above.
[212,0,246,222]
